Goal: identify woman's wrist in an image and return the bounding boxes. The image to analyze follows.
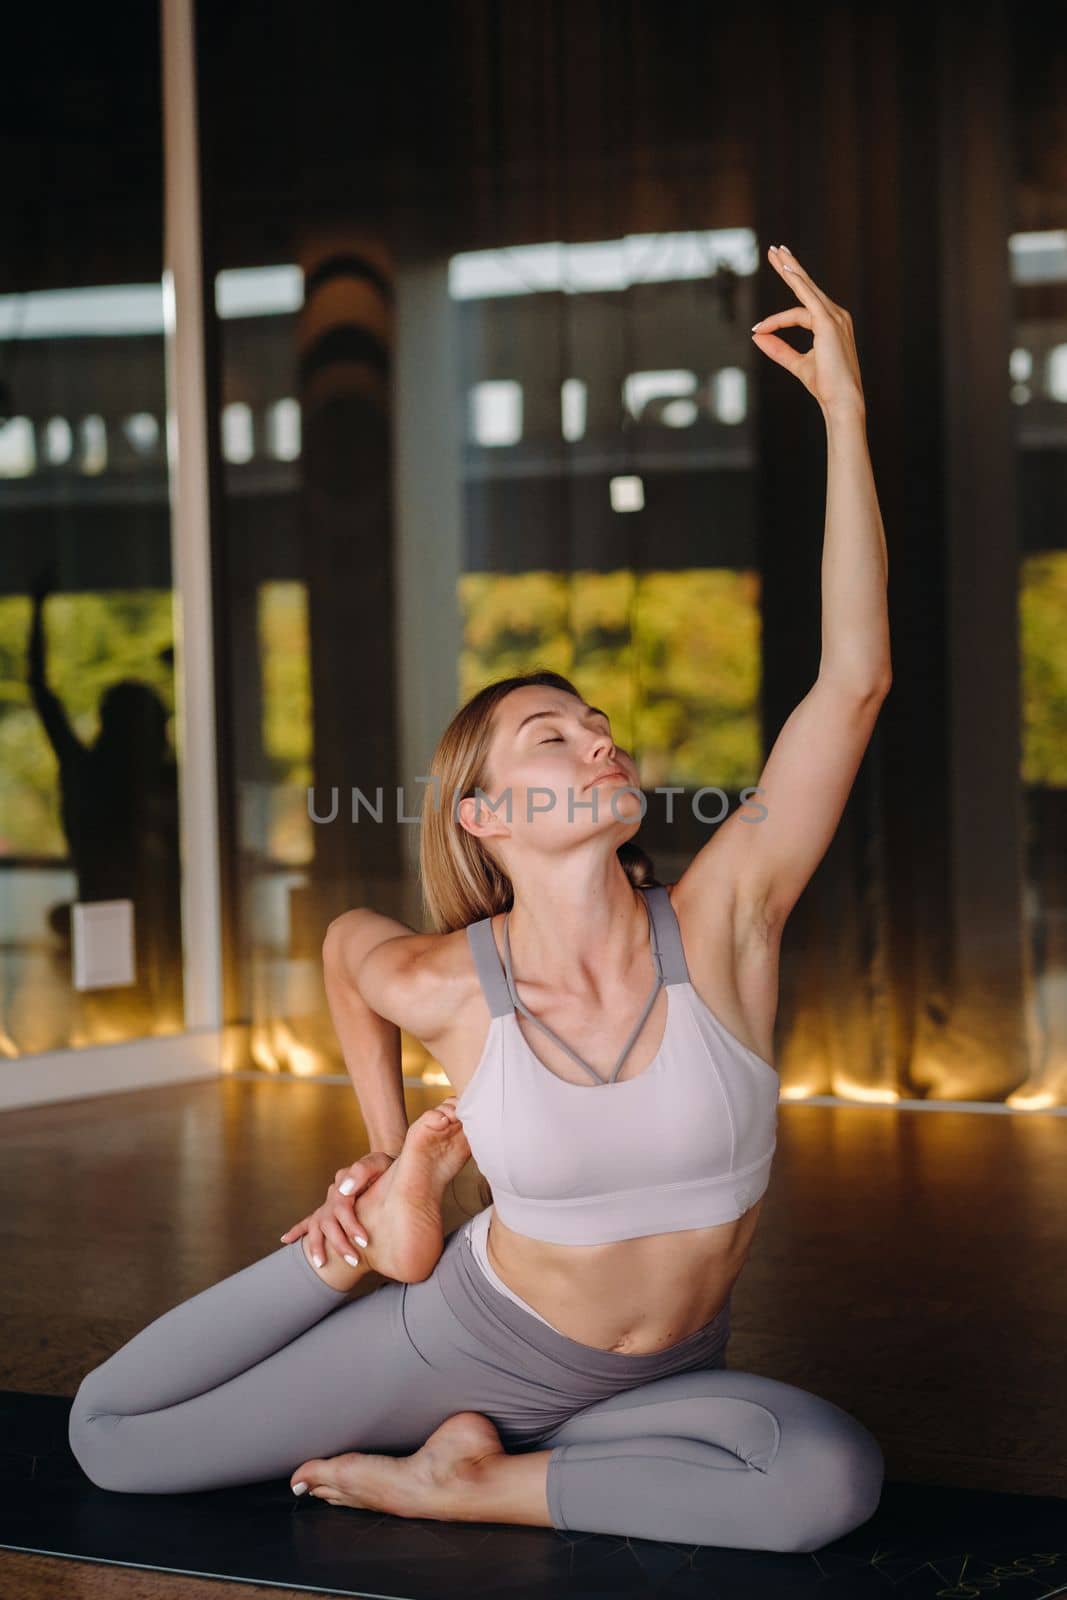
[821,394,867,429]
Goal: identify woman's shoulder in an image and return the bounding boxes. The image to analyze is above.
[367,921,485,1047]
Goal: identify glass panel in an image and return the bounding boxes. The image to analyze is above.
[198,0,767,1092]
[1011,184,1067,1088]
[1010,10,1067,1100]
[0,14,184,1052]
[208,267,315,1074]
[205,233,766,1080]
[452,232,764,893]
[212,247,426,1079]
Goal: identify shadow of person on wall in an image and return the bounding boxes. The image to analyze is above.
[26,564,184,1036]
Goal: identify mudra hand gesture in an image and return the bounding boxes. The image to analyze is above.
[751,244,866,417]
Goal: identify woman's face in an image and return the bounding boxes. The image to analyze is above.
[464,686,642,857]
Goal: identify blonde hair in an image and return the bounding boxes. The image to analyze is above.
[419,669,660,1216]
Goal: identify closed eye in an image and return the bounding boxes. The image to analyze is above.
[539,736,564,743]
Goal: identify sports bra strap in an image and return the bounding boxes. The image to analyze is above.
[466,917,515,1018]
[467,883,691,1019]
[643,884,692,986]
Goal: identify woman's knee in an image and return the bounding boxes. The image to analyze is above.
[68,1374,135,1493]
[785,1407,885,1553]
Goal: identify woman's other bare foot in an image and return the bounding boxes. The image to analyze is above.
[291,1412,540,1524]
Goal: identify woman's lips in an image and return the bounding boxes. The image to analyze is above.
[587,769,627,789]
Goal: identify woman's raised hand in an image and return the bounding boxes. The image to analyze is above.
[279,1149,397,1269]
[750,244,866,416]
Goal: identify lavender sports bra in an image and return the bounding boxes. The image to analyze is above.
[457,884,779,1246]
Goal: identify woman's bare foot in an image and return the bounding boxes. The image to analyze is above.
[353,1100,472,1284]
[291,1412,507,1521]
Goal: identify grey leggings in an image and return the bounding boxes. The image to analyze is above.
[68,1217,884,1552]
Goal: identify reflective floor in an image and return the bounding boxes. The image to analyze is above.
[2,1073,1065,1598]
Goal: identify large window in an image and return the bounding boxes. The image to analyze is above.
[1011,226,1067,1093]
[453,232,765,877]
[0,5,184,1059]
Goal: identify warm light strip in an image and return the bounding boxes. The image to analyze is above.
[222,1072,1067,1114]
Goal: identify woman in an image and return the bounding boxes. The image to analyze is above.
[69,244,891,1551]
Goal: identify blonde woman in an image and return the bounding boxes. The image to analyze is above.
[69,245,890,1550]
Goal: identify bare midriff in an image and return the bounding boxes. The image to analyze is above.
[484,1198,765,1354]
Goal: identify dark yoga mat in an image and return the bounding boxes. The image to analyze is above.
[2,1392,1066,1600]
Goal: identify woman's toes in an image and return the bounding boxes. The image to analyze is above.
[290,1451,398,1512]
[291,1458,346,1502]
[418,1097,460,1129]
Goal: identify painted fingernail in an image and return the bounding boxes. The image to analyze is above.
[751,321,763,331]
[312,1254,324,1269]
[354,1233,368,1247]
[292,1481,309,1496]
[343,1254,360,1267]
[780,244,792,254]
[338,1178,356,1195]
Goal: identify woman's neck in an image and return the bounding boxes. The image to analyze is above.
[506,870,648,997]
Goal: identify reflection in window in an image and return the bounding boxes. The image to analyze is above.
[266,397,301,460]
[123,412,160,456]
[450,230,756,299]
[1008,228,1067,286]
[0,282,165,338]
[257,581,313,863]
[1008,232,1067,414]
[0,418,36,478]
[561,378,587,441]
[45,417,74,465]
[222,401,254,463]
[451,227,763,823]
[1048,344,1067,403]
[624,370,698,425]
[1020,552,1067,785]
[661,397,699,428]
[470,380,523,446]
[1009,348,1032,383]
[0,277,306,483]
[0,587,181,1049]
[712,366,747,425]
[610,475,645,512]
[79,415,107,475]
[0,590,177,858]
[214,263,304,318]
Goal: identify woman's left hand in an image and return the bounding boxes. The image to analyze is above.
[751,244,866,416]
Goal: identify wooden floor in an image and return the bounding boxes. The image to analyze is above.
[2,1073,1065,1599]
